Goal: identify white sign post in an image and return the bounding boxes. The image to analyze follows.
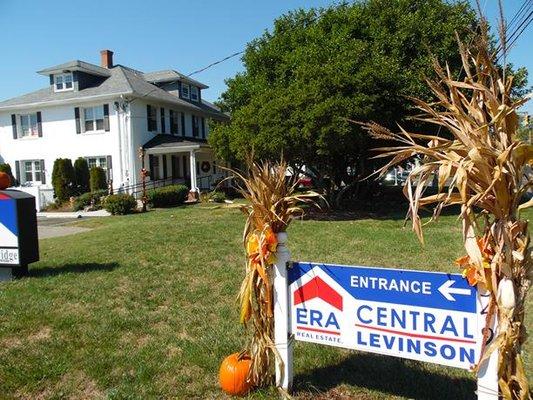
[273,256,499,399]
[476,289,499,400]
[273,232,293,391]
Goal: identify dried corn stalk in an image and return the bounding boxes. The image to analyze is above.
[361,22,531,400]
[231,159,321,387]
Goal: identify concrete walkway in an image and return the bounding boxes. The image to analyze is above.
[37,215,98,239]
[38,225,92,239]
[37,209,110,218]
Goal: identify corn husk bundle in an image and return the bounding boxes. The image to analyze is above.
[361,23,531,399]
[231,159,321,387]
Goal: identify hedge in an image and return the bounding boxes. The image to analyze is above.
[73,189,108,211]
[104,194,137,215]
[74,158,90,195]
[52,158,75,203]
[90,167,107,192]
[147,185,189,208]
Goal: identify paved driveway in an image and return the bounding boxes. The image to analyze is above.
[37,217,92,239]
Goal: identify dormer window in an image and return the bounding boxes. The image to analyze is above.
[54,73,73,92]
[181,83,190,99]
[190,86,199,101]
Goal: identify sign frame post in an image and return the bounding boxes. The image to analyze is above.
[476,289,499,400]
[273,232,294,391]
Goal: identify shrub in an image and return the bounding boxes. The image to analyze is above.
[74,158,90,194]
[0,163,16,186]
[52,158,75,203]
[73,189,108,211]
[210,191,226,203]
[147,184,189,208]
[90,167,107,192]
[104,194,136,215]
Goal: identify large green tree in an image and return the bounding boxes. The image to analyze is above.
[211,0,482,192]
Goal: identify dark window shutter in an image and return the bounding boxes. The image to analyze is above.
[106,155,112,180]
[182,155,187,177]
[162,154,167,179]
[178,81,182,98]
[201,117,205,138]
[40,160,46,184]
[192,115,198,137]
[74,107,81,134]
[37,112,43,137]
[181,112,185,136]
[149,154,154,179]
[11,114,17,139]
[160,108,166,133]
[147,105,151,131]
[169,110,175,135]
[49,75,54,86]
[103,104,110,131]
[15,161,20,184]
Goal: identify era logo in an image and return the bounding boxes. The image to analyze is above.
[296,308,340,330]
[293,276,343,333]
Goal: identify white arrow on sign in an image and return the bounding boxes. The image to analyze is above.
[438,279,471,301]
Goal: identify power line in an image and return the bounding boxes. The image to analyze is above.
[506,0,532,30]
[496,8,533,62]
[129,50,245,103]
[187,51,244,77]
[494,0,532,59]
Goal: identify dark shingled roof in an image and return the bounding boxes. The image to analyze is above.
[0,63,227,120]
[143,70,208,89]
[142,134,209,150]
[37,60,111,77]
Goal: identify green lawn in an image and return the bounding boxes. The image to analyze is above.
[0,205,531,399]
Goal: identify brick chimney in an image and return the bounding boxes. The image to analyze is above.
[100,49,114,68]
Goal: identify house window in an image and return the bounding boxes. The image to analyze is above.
[192,115,199,137]
[83,106,104,132]
[190,86,199,101]
[54,73,73,92]
[148,105,157,131]
[20,113,39,137]
[181,84,190,99]
[23,160,42,183]
[86,156,107,171]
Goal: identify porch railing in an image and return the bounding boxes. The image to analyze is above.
[119,175,216,198]
[119,177,186,198]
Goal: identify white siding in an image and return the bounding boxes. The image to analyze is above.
[0,100,123,190]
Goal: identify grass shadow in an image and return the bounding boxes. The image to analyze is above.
[293,352,476,399]
[28,262,120,278]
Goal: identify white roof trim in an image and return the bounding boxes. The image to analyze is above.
[0,92,133,111]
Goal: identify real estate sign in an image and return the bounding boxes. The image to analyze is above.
[0,193,20,265]
[288,262,484,370]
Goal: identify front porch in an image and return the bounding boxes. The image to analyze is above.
[140,135,226,197]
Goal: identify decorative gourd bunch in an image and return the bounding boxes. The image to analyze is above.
[361,21,531,400]
[219,159,320,395]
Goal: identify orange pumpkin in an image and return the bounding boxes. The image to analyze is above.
[0,172,11,190]
[219,352,253,396]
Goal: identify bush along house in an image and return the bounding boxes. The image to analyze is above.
[0,50,229,209]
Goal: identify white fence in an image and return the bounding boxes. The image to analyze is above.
[10,186,54,211]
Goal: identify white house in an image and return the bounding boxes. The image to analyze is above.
[0,50,229,209]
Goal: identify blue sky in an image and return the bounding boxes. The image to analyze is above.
[0,0,531,112]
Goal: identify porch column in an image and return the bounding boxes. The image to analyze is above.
[189,150,198,193]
